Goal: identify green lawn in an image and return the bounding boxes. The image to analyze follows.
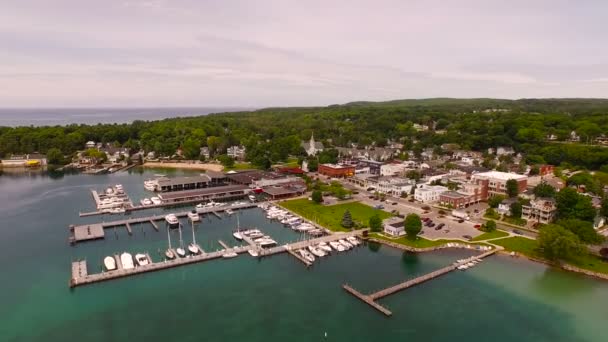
[567,253,608,274]
[471,230,510,241]
[225,162,258,171]
[491,237,542,258]
[503,217,527,226]
[279,199,391,232]
[369,233,491,249]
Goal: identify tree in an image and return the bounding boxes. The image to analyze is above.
[556,219,604,244]
[538,224,584,260]
[482,220,497,232]
[406,170,421,182]
[217,154,235,168]
[46,147,64,165]
[311,190,323,203]
[488,195,506,208]
[404,213,422,238]
[182,137,201,160]
[369,214,383,232]
[533,182,556,198]
[341,210,354,229]
[506,179,519,198]
[510,202,522,218]
[601,197,608,218]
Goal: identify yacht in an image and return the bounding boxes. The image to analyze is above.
[176,223,186,257]
[225,208,234,215]
[141,198,153,206]
[308,245,326,257]
[299,249,315,263]
[247,231,264,239]
[120,252,134,270]
[188,243,200,255]
[135,253,149,266]
[187,210,200,222]
[165,214,179,228]
[317,242,332,253]
[222,251,238,258]
[329,241,346,252]
[254,237,277,248]
[151,197,161,205]
[105,187,115,195]
[176,247,186,258]
[103,256,117,271]
[347,236,360,246]
[339,239,353,249]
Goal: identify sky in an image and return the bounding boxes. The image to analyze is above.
[0,0,607,108]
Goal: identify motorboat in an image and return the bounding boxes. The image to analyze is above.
[299,249,315,263]
[246,231,264,239]
[141,198,153,206]
[176,247,186,257]
[308,245,326,257]
[329,241,346,252]
[105,187,115,195]
[187,210,200,222]
[103,256,117,271]
[347,236,360,246]
[120,252,134,270]
[225,209,234,215]
[248,249,259,257]
[109,207,126,214]
[339,239,353,249]
[135,253,149,266]
[248,195,256,202]
[458,265,468,270]
[233,231,243,240]
[188,243,200,255]
[317,242,332,253]
[254,237,277,248]
[223,251,238,258]
[165,214,179,228]
[151,197,161,205]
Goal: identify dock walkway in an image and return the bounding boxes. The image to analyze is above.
[343,248,498,316]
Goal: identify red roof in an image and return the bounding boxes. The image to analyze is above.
[277,167,305,174]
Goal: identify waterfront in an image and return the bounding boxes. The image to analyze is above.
[1,169,608,341]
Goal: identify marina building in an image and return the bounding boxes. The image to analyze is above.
[157,184,250,204]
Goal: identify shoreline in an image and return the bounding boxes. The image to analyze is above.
[142,161,224,172]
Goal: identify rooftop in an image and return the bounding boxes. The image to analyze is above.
[157,175,211,187]
[473,171,527,181]
[158,184,249,200]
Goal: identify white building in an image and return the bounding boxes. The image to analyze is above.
[301,133,324,156]
[414,184,448,203]
[85,141,96,149]
[376,177,414,196]
[227,145,246,160]
[380,163,407,176]
[384,217,406,237]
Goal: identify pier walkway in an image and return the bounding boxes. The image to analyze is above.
[69,202,257,244]
[70,230,366,288]
[343,248,498,316]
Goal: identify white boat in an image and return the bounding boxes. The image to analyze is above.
[458,265,468,270]
[308,245,326,257]
[151,197,161,205]
[103,256,117,271]
[248,249,259,257]
[466,262,475,267]
[135,253,149,266]
[187,210,200,222]
[120,252,134,270]
[347,236,360,246]
[225,209,234,215]
[176,222,186,257]
[329,241,346,252]
[299,249,315,263]
[105,187,115,195]
[318,243,332,253]
[223,251,238,258]
[247,231,264,239]
[255,237,277,248]
[339,239,353,249]
[188,243,200,255]
[248,195,256,202]
[165,214,179,228]
[141,198,152,206]
[109,207,126,214]
[176,247,186,257]
[233,231,243,240]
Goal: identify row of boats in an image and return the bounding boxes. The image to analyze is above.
[261,205,324,235]
[98,184,130,212]
[233,228,278,248]
[103,252,150,271]
[140,197,162,206]
[455,257,484,271]
[297,236,361,263]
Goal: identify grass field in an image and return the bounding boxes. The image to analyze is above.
[369,233,492,249]
[279,199,391,232]
[491,237,542,258]
[225,162,258,171]
[471,230,510,241]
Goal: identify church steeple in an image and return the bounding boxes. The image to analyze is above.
[310,132,315,146]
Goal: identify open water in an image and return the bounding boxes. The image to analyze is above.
[0,168,607,341]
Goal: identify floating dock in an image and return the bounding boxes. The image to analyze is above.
[343,248,498,316]
[69,202,257,244]
[70,230,366,288]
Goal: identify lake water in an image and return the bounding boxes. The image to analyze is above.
[0,107,252,127]
[1,168,607,341]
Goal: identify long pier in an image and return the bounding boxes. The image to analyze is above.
[343,249,498,316]
[70,230,365,288]
[69,202,257,244]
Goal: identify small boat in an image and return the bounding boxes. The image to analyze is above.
[317,243,332,253]
[466,262,475,267]
[339,239,353,249]
[225,209,234,215]
[347,236,360,246]
[151,197,161,205]
[247,231,264,239]
[223,251,238,258]
[248,249,259,257]
[254,237,277,248]
[188,243,200,255]
[141,198,152,206]
[135,253,149,266]
[120,252,134,270]
[187,210,200,222]
[329,241,345,252]
[308,245,326,257]
[248,195,256,202]
[110,207,126,214]
[458,265,468,270]
[165,214,179,228]
[176,247,186,258]
[104,256,117,271]
[105,187,115,195]
[165,249,176,260]
[299,249,315,263]
[233,231,243,240]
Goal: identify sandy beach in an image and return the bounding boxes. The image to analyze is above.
[142,161,224,172]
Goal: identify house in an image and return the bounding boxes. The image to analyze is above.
[546,134,558,141]
[226,145,246,160]
[414,184,448,203]
[384,217,406,237]
[336,146,399,161]
[413,123,429,131]
[199,147,210,159]
[376,177,415,196]
[100,147,130,163]
[471,171,527,197]
[85,141,96,149]
[421,169,449,183]
[439,181,485,208]
[380,162,410,176]
[496,146,515,156]
[522,198,557,224]
[569,131,580,142]
[594,216,606,230]
[301,133,324,156]
[497,198,518,216]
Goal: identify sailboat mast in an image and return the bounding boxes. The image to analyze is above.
[191,220,196,245]
[178,223,184,248]
[167,226,172,249]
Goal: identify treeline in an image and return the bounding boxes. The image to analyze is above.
[0,98,607,169]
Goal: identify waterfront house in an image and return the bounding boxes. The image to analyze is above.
[227,145,246,160]
[384,217,406,237]
[522,198,557,224]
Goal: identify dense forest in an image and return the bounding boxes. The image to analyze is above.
[1,98,608,169]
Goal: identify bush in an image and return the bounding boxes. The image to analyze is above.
[482,220,497,232]
[369,214,383,232]
[311,190,323,203]
[404,214,422,238]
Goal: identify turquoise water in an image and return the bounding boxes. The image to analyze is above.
[1,168,607,341]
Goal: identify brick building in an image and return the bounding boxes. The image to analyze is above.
[318,164,355,178]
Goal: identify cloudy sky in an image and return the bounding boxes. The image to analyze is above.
[1,0,607,107]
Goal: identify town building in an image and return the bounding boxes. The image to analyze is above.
[301,133,324,156]
[471,171,527,197]
[318,163,355,178]
[380,163,410,176]
[85,141,96,149]
[100,147,130,163]
[383,217,406,237]
[199,147,210,159]
[156,175,213,192]
[497,198,518,216]
[376,177,414,196]
[226,145,246,160]
[522,198,557,224]
[414,184,448,203]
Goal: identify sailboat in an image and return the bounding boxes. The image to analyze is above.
[233,215,243,240]
[188,220,200,255]
[165,226,176,260]
[176,223,186,257]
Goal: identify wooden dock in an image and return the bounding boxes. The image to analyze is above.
[70,203,258,244]
[343,248,498,316]
[286,248,312,267]
[80,198,258,217]
[218,240,230,249]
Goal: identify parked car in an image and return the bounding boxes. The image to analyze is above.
[474,224,481,229]
[374,204,384,209]
[458,219,465,223]
[368,196,375,199]
[422,217,430,222]
[463,235,473,241]
[473,209,479,213]
[513,229,523,235]
[429,223,436,227]
[437,223,445,229]
[392,202,398,205]
[408,198,415,202]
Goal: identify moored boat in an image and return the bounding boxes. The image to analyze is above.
[120,252,134,270]
[135,253,149,266]
[104,256,117,271]
[222,251,238,258]
[165,214,179,228]
[187,210,200,222]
